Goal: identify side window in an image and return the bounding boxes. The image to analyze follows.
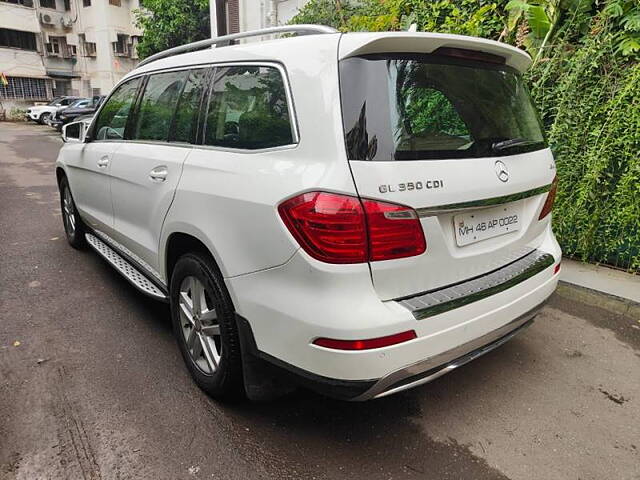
[172,69,207,143]
[94,77,141,140]
[132,70,188,141]
[204,65,294,150]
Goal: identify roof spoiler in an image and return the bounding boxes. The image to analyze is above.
[338,32,532,72]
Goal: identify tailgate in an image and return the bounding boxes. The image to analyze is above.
[338,39,555,300]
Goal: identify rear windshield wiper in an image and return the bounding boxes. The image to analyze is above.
[492,138,539,153]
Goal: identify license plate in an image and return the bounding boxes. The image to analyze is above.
[454,204,521,246]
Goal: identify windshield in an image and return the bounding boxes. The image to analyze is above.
[47,97,62,106]
[69,99,89,108]
[340,54,546,160]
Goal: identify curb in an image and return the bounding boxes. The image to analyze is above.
[556,281,640,321]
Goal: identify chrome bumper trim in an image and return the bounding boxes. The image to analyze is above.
[398,249,555,320]
[416,183,552,217]
[352,302,545,401]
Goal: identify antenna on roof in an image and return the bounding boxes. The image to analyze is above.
[137,25,339,68]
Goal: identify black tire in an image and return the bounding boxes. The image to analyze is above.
[170,252,244,401]
[59,177,86,249]
[39,112,50,125]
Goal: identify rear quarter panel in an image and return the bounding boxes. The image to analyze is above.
[159,35,356,280]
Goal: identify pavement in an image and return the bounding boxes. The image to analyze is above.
[1,121,639,480]
[560,258,640,304]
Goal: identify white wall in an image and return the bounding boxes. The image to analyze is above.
[239,0,309,33]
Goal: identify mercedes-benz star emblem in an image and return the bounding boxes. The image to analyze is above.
[495,160,509,183]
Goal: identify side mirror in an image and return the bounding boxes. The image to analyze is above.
[55,103,62,107]
[62,121,87,144]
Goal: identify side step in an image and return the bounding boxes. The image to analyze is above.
[85,233,168,301]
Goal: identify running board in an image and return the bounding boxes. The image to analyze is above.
[85,233,168,301]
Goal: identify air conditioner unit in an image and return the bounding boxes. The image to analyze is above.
[61,16,74,29]
[40,13,55,25]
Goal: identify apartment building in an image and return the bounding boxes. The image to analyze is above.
[0,0,142,112]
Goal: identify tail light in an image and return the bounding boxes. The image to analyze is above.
[278,192,426,264]
[313,330,417,350]
[538,176,558,220]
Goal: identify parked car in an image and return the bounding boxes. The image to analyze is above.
[56,26,561,402]
[51,96,104,131]
[26,96,81,124]
[47,97,91,128]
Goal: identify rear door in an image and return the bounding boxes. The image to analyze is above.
[109,68,209,274]
[339,48,556,301]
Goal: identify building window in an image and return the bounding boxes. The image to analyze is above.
[63,0,70,10]
[112,34,129,57]
[46,36,64,55]
[109,0,120,5]
[53,79,70,96]
[0,28,38,51]
[39,0,56,9]
[0,76,49,100]
[67,43,77,56]
[79,34,96,57]
[82,0,90,6]
[0,0,35,7]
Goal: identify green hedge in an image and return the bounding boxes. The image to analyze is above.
[529,17,640,271]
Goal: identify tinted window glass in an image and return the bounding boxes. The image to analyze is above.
[204,66,293,150]
[172,69,207,143]
[133,70,188,141]
[340,54,546,160]
[94,77,141,140]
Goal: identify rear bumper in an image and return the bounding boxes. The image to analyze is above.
[351,302,541,400]
[239,301,543,401]
[228,228,561,397]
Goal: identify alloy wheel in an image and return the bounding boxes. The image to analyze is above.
[62,186,76,236]
[178,276,222,375]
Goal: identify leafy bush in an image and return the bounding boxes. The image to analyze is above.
[8,107,27,121]
[529,10,640,270]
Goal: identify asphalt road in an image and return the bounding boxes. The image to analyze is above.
[1,122,639,480]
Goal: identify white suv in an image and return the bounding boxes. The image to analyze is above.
[56,26,561,401]
[26,96,80,124]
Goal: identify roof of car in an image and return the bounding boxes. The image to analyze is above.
[124,30,531,83]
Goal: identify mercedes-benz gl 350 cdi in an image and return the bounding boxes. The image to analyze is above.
[56,26,561,401]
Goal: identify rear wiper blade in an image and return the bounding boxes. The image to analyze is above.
[491,138,538,152]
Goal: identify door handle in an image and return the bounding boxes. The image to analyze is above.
[97,156,109,168]
[149,166,168,182]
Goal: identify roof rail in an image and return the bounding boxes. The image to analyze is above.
[137,24,339,68]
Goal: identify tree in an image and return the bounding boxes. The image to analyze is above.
[134,0,210,59]
[290,0,506,39]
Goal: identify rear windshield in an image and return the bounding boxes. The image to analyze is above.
[340,53,546,161]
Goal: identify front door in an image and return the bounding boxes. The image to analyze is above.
[64,141,118,233]
[69,76,143,233]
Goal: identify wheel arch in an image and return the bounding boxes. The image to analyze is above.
[55,166,67,187]
[163,228,230,290]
